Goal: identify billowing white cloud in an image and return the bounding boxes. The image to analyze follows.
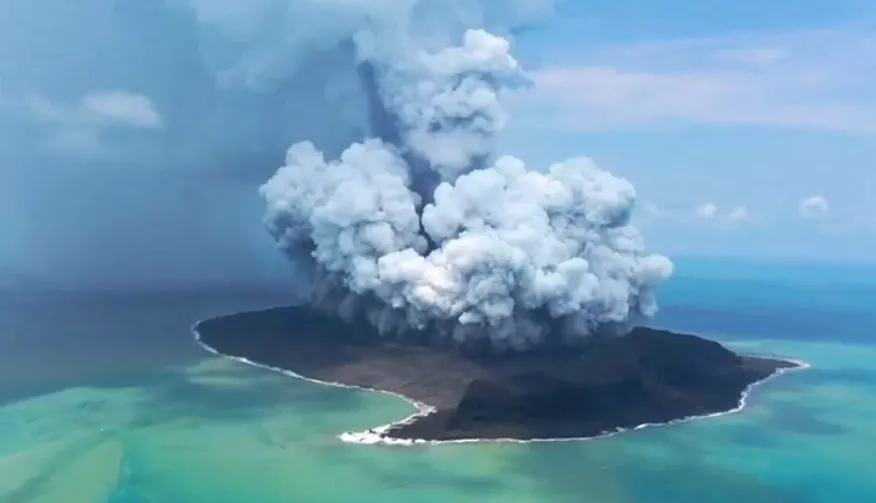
[799,195,829,218]
[254,16,672,352]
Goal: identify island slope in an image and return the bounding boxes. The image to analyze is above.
[194,306,801,442]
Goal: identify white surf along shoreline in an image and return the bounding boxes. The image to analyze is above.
[190,308,811,447]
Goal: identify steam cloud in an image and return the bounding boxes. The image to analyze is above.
[194,0,673,352]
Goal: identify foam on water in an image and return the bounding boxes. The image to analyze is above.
[191,307,810,447]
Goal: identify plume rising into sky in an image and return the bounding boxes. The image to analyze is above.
[2,0,873,290]
[195,0,675,350]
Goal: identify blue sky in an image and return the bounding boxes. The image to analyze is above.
[501,0,876,262]
[1,0,874,290]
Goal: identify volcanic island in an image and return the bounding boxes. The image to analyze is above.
[193,306,804,444]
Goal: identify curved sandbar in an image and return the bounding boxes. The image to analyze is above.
[193,306,806,445]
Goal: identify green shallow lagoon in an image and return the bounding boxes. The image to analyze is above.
[2,336,875,503]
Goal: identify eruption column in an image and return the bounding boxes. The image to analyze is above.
[251,13,672,351]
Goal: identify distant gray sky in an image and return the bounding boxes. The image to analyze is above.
[0,0,366,288]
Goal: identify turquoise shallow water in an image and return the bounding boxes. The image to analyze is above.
[1,262,875,502]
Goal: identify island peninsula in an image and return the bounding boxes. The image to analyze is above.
[194,306,803,444]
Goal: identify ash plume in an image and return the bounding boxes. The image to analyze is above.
[192,0,673,352]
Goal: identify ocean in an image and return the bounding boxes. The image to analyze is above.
[1,259,875,502]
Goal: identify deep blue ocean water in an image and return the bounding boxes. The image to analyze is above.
[0,258,874,502]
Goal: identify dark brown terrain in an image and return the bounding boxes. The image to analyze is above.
[194,306,800,441]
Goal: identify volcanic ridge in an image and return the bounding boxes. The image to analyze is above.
[194,306,803,443]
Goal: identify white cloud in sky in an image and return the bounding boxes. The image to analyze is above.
[642,202,755,226]
[696,203,718,219]
[510,26,876,134]
[22,90,161,158]
[26,90,162,129]
[798,195,830,218]
[692,203,752,224]
[80,91,162,128]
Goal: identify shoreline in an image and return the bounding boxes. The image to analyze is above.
[190,307,810,447]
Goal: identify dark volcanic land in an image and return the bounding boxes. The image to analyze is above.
[194,306,802,442]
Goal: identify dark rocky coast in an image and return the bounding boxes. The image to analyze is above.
[194,306,802,442]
